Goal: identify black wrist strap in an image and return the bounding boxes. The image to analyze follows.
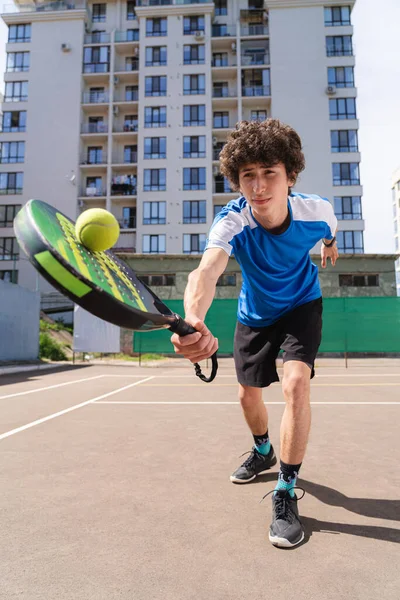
[322,236,336,247]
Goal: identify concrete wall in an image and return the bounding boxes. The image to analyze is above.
[0,281,40,360]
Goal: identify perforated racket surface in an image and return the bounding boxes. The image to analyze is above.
[14,200,217,382]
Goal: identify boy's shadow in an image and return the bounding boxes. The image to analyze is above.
[254,473,400,547]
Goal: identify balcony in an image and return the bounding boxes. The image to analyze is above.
[119,217,137,230]
[111,177,137,196]
[214,178,234,194]
[115,30,140,43]
[242,85,271,97]
[2,1,88,14]
[80,187,107,198]
[80,156,107,166]
[114,90,139,103]
[81,123,108,134]
[113,152,138,165]
[241,52,270,66]
[211,57,237,68]
[212,87,237,98]
[84,33,110,44]
[212,24,236,38]
[137,0,209,5]
[113,231,136,253]
[114,123,139,133]
[83,63,109,74]
[241,25,269,36]
[82,91,109,104]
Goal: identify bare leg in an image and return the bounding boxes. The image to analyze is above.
[238,384,268,435]
[280,361,311,465]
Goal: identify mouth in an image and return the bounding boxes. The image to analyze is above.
[252,197,271,206]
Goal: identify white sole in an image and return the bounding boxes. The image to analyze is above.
[269,531,305,548]
[229,468,271,483]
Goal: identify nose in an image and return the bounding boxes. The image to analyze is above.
[252,176,266,194]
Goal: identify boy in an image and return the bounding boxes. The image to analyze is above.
[171,119,338,548]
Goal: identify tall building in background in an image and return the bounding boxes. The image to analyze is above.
[391,166,400,295]
[0,0,363,295]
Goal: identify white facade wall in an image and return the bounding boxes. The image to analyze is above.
[391,165,400,295]
[0,0,363,294]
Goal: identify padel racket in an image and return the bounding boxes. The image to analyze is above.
[14,199,217,383]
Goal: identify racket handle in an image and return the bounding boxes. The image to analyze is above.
[171,316,218,383]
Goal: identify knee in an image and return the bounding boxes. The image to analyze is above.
[238,385,262,410]
[282,372,309,405]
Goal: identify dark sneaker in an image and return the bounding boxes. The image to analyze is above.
[230,445,277,483]
[262,488,305,548]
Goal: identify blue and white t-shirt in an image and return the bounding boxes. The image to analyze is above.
[205,192,337,327]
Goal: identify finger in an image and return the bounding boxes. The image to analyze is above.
[189,338,218,363]
[170,331,202,347]
[321,255,326,268]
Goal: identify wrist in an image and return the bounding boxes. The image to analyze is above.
[322,236,336,247]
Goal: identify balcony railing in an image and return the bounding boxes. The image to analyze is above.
[211,58,237,67]
[84,32,110,44]
[0,125,26,133]
[212,88,237,98]
[242,85,271,97]
[115,30,140,43]
[114,123,139,133]
[114,90,139,102]
[2,2,88,14]
[212,24,236,37]
[80,156,107,165]
[119,217,137,229]
[83,63,109,74]
[123,59,139,72]
[241,25,269,36]
[81,123,108,134]
[82,92,109,104]
[137,0,209,4]
[241,53,270,66]
[213,120,232,129]
[113,153,138,164]
[81,187,106,197]
[214,179,234,194]
[113,231,136,252]
[111,182,137,196]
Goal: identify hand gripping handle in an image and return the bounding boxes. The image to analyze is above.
[170,316,218,383]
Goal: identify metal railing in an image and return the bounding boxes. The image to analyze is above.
[114,123,139,133]
[111,183,137,196]
[2,2,89,14]
[212,88,237,98]
[81,187,106,197]
[115,30,140,43]
[241,25,269,36]
[241,53,270,66]
[113,153,138,164]
[211,58,237,67]
[82,92,109,103]
[84,32,110,44]
[80,156,107,165]
[83,63,109,74]
[81,123,108,134]
[212,24,236,37]
[242,85,271,97]
[119,217,137,229]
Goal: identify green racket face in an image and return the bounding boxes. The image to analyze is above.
[26,200,149,313]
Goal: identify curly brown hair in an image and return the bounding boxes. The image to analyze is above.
[219,118,306,192]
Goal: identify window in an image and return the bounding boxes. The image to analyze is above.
[183,74,205,95]
[144,137,166,159]
[183,234,206,254]
[0,204,21,227]
[127,0,136,20]
[125,56,138,71]
[334,196,362,220]
[212,52,228,67]
[126,29,139,42]
[0,142,25,164]
[0,269,18,283]
[0,237,19,260]
[8,24,31,43]
[183,168,206,190]
[213,204,225,217]
[124,114,138,131]
[337,231,364,253]
[124,145,137,163]
[1,111,26,133]
[328,66,354,88]
[85,176,103,196]
[125,85,138,101]
[250,110,267,122]
[144,106,166,128]
[6,52,30,72]
[332,163,360,186]
[213,111,229,128]
[143,201,166,224]
[146,18,167,37]
[86,146,103,164]
[339,274,378,287]
[4,81,28,102]
[139,274,175,286]
[183,16,205,35]
[143,169,166,191]
[83,46,110,73]
[92,3,106,22]
[183,200,206,224]
[145,46,167,66]
[213,82,229,98]
[122,207,136,229]
[143,234,166,254]
[326,35,353,56]
[183,105,205,126]
[184,45,205,65]
[0,173,23,195]
[216,274,237,286]
[324,6,351,26]
[145,76,167,97]
[183,136,206,158]
[215,0,227,16]
[329,98,356,120]
[215,175,233,193]
[331,130,358,152]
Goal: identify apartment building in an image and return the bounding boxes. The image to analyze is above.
[0,0,363,294]
[391,165,400,295]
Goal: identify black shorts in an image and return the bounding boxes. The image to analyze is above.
[233,297,323,388]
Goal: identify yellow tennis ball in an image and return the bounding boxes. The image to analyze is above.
[75,208,120,252]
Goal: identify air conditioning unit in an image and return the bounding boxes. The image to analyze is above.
[61,43,71,52]
[113,106,119,116]
[194,30,204,40]
[212,136,218,146]
[114,75,119,85]
[325,85,337,95]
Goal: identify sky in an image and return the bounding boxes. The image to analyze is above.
[0,0,398,254]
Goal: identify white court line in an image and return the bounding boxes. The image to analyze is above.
[94,401,400,405]
[133,373,400,379]
[0,376,154,442]
[0,375,105,400]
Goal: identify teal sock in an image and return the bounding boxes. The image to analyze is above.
[274,461,302,499]
[253,431,271,456]
[274,476,297,498]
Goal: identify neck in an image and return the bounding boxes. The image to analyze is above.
[253,203,290,232]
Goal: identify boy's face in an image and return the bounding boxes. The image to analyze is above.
[238,161,294,223]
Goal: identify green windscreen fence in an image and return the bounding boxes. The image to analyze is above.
[133,298,400,355]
